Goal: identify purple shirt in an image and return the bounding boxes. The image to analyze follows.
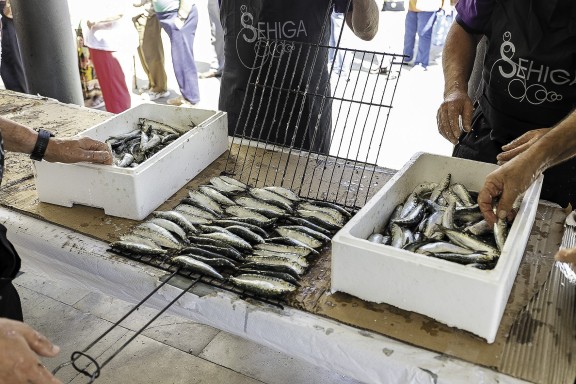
[455,0,494,34]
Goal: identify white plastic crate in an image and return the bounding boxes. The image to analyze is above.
[33,104,228,220]
[331,152,543,343]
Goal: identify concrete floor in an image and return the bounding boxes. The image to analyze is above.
[11,2,457,383]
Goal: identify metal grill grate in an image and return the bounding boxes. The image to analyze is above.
[224,0,404,209]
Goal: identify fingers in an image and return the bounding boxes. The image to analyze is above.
[555,248,576,264]
[5,320,60,357]
[436,106,459,144]
[478,179,501,225]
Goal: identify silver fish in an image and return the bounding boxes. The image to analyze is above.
[263,186,301,202]
[451,183,475,207]
[229,274,297,297]
[172,255,224,280]
[249,188,294,212]
[133,222,182,249]
[236,269,301,286]
[225,206,276,227]
[246,255,308,269]
[255,242,312,257]
[218,175,249,189]
[199,185,237,206]
[187,190,224,215]
[210,176,246,194]
[175,204,219,220]
[234,196,288,218]
[274,227,323,248]
[152,210,199,235]
[199,231,253,251]
[296,209,344,229]
[278,225,331,243]
[429,173,451,202]
[494,217,509,252]
[241,257,305,277]
[148,218,187,241]
[212,219,270,238]
[179,253,237,270]
[441,228,499,259]
[225,225,266,244]
[110,240,167,255]
[297,202,345,223]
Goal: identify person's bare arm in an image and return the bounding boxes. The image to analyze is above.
[436,22,482,144]
[0,116,113,164]
[344,0,379,41]
[478,110,576,225]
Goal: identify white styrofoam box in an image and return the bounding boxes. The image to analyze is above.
[33,104,228,220]
[331,152,543,343]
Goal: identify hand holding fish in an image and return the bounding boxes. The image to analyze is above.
[496,128,551,166]
[436,87,473,145]
[0,318,62,384]
[478,154,540,226]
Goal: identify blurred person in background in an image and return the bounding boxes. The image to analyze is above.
[329,11,351,77]
[400,0,444,71]
[83,0,138,113]
[436,0,576,210]
[133,0,170,101]
[152,0,200,106]
[199,0,224,79]
[0,0,28,93]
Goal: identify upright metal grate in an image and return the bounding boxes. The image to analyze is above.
[224,0,404,210]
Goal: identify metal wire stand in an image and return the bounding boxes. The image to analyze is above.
[225,0,405,209]
[51,270,200,383]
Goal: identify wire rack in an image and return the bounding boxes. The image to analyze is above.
[224,1,404,209]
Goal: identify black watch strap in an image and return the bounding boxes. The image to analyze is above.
[30,129,52,161]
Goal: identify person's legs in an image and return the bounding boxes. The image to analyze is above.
[89,48,131,114]
[142,14,168,93]
[402,10,418,63]
[157,9,200,104]
[414,11,437,68]
[207,0,224,75]
[0,16,28,93]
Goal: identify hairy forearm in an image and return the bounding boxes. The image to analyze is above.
[345,0,379,41]
[527,111,576,173]
[0,116,38,154]
[442,23,481,97]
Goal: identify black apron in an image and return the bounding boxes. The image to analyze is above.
[454,0,576,208]
[0,130,23,321]
[219,0,335,154]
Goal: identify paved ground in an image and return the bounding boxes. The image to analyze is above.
[11,2,456,383]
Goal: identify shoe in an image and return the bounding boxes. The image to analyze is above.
[90,96,105,109]
[199,70,222,79]
[167,96,197,107]
[167,96,185,105]
[411,64,428,72]
[369,66,389,75]
[142,90,170,101]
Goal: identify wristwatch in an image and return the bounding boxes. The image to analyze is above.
[30,128,53,161]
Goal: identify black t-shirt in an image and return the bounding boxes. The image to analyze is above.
[0,130,21,284]
[218,0,352,154]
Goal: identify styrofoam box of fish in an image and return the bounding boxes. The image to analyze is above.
[33,103,228,220]
[331,152,543,343]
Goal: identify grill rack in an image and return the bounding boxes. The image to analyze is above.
[224,0,405,210]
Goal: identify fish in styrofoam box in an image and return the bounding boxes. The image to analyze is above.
[331,152,543,343]
[32,104,228,220]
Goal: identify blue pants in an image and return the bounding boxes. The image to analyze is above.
[156,7,200,104]
[403,10,437,68]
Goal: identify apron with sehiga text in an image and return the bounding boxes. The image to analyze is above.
[454,0,576,208]
[219,0,336,154]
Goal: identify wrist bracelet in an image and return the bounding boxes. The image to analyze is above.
[30,129,53,161]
